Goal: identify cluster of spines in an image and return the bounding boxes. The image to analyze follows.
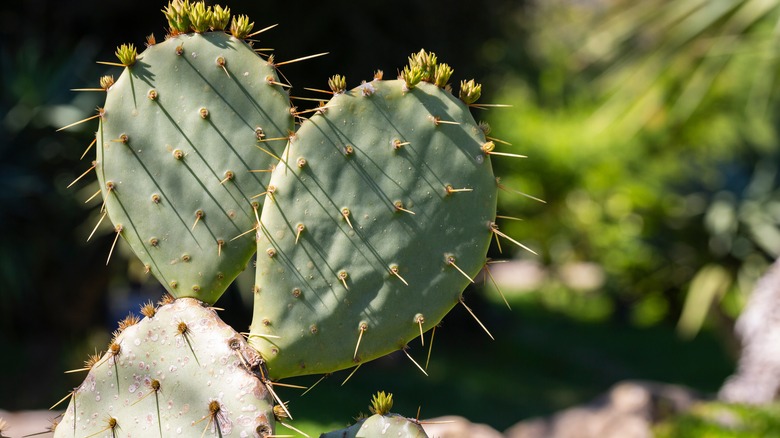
[399,49,456,94]
[402,49,485,105]
[162,0,253,38]
[369,390,394,416]
[320,49,479,109]
[114,44,137,67]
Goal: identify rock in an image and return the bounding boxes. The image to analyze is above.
[719,258,780,404]
[505,380,702,438]
[0,410,62,437]
[422,415,504,438]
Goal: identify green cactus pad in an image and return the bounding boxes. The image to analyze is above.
[55,298,275,437]
[96,31,293,304]
[249,78,497,378]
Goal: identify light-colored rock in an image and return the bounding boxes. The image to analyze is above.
[719,258,780,404]
[505,380,700,438]
[422,415,503,438]
[0,410,62,437]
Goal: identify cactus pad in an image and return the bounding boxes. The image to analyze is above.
[55,298,275,437]
[320,391,428,438]
[96,31,293,304]
[250,76,497,378]
[319,413,428,438]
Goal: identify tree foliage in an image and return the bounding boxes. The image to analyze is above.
[485,0,780,332]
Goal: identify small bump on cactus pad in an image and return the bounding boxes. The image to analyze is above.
[96,30,293,304]
[250,69,498,378]
[54,298,274,437]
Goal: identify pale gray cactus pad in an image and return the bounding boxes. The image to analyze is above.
[55,298,274,437]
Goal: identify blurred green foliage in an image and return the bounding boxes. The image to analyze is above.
[483,0,780,337]
[655,401,780,437]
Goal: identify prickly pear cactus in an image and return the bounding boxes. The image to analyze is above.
[95,11,293,304]
[61,1,522,434]
[249,55,499,378]
[320,391,428,438]
[55,297,275,437]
